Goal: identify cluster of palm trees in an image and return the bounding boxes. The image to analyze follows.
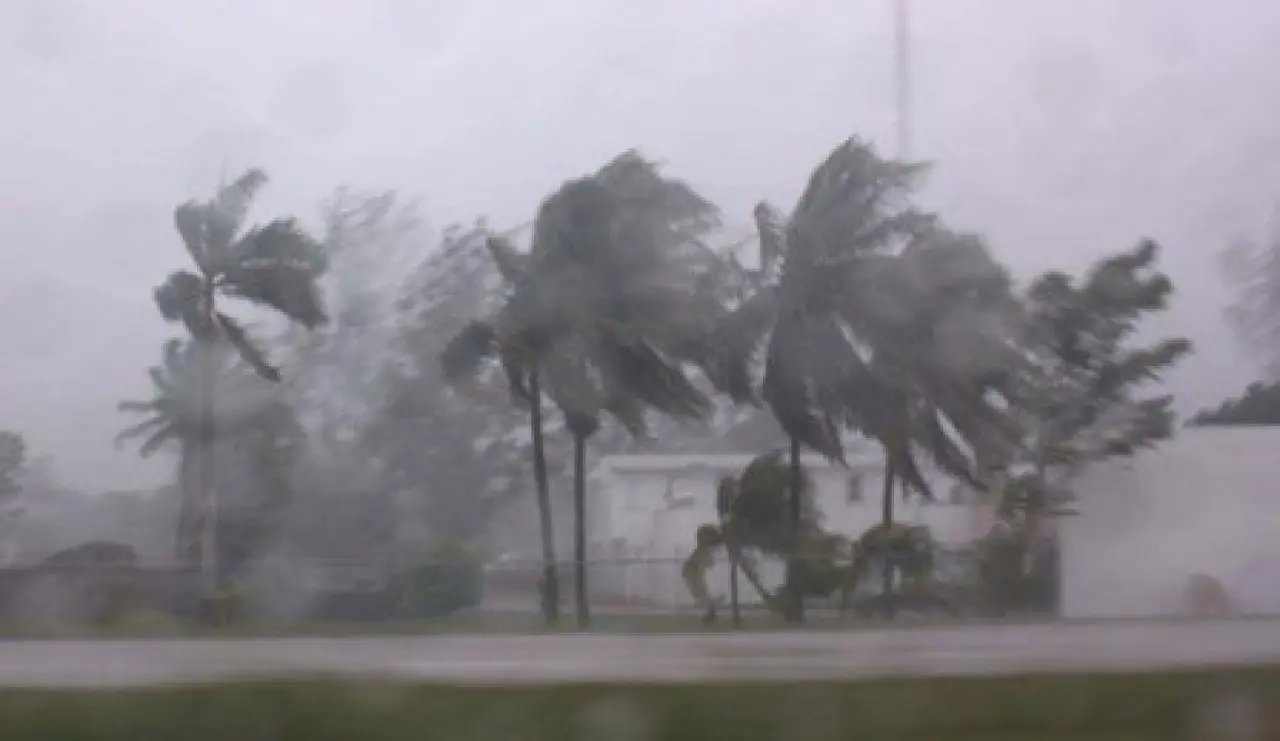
[118,170,327,587]
[442,137,1029,628]
[111,133,1173,628]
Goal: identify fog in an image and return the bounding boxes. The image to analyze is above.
[2,0,1280,491]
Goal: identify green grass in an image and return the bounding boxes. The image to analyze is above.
[1,667,1277,739]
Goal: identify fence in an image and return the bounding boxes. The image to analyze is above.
[0,545,1061,626]
[482,546,1012,617]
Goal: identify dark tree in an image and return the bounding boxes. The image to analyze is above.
[1190,382,1280,426]
[151,169,327,585]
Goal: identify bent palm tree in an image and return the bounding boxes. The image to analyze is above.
[683,453,949,623]
[682,452,843,621]
[442,230,561,627]
[444,151,726,629]
[153,169,326,588]
[712,139,1023,621]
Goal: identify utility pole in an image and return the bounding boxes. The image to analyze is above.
[894,0,911,159]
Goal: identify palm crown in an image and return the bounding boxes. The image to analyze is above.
[443,150,730,438]
[153,168,328,381]
[713,138,1025,496]
[115,339,289,457]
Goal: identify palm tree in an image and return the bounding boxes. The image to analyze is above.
[712,139,1022,621]
[682,452,824,622]
[444,151,726,629]
[116,339,299,569]
[151,169,326,587]
[442,229,563,627]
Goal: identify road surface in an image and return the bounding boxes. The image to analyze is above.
[1,619,1280,687]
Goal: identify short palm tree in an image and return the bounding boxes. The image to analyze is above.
[682,451,825,622]
[713,139,1023,621]
[444,151,726,629]
[151,168,326,586]
[116,339,297,566]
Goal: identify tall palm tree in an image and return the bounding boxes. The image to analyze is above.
[152,168,327,586]
[116,339,298,568]
[712,139,1022,621]
[442,234,562,627]
[445,151,726,629]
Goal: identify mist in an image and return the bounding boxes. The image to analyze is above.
[0,0,1277,498]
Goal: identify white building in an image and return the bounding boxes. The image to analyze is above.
[1060,426,1280,619]
[586,450,988,608]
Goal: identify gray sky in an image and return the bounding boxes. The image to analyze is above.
[2,0,1279,491]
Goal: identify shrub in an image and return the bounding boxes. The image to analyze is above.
[91,572,138,626]
[400,542,484,618]
[198,583,247,626]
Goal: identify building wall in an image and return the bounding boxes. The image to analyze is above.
[1060,426,1280,618]
[588,452,985,608]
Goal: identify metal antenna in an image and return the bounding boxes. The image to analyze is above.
[894,0,911,159]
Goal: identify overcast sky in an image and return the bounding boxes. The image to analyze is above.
[2,0,1279,491]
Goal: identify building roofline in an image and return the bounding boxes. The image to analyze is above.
[595,451,883,475]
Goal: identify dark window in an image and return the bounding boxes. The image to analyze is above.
[847,472,864,503]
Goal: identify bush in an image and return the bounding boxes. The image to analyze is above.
[399,542,484,618]
[198,584,247,626]
[91,572,138,626]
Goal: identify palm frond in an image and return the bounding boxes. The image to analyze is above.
[543,341,602,437]
[220,218,328,328]
[206,168,269,254]
[173,202,212,274]
[761,325,843,461]
[137,422,180,458]
[440,321,498,384]
[113,415,169,447]
[706,280,778,404]
[787,138,930,264]
[602,385,648,439]
[594,334,711,422]
[216,312,281,382]
[153,271,217,339]
[594,149,721,240]
[147,367,172,395]
[483,235,528,284]
[732,451,820,553]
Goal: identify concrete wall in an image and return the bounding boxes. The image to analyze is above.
[1060,426,1280,619]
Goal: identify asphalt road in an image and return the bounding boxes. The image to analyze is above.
[1,619,1280,687]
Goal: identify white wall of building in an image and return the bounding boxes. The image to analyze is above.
[587,451,985,608]
[1060,427,1280,618]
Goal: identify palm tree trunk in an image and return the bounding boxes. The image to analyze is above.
[528,367,560,628]
[783,436,805,623]
[175,439,201,567]
[728,532,742,629]
[881,457,896,619]
[735,552,781,614]
[572,431,590,630]
[194,340,219,595]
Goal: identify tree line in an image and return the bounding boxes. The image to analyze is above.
[7,132,1280,628]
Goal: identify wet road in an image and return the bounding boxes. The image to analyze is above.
[1,619,1279,687]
